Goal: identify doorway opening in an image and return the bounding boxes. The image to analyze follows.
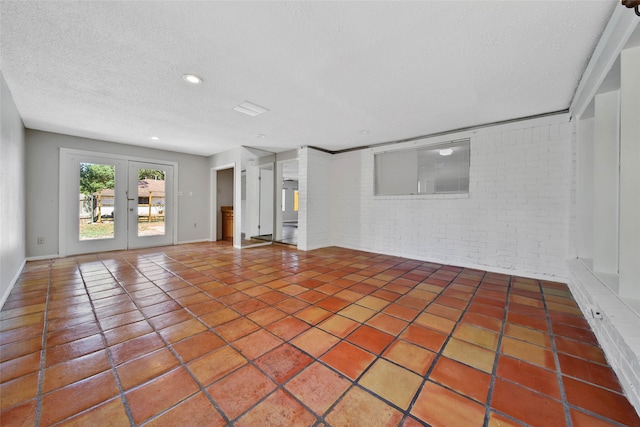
[274,159,298,246]
[216,167,234,243]
[252,164,274,242]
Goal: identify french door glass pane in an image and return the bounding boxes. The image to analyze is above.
[137,168,166,236]
[79,163,115,240]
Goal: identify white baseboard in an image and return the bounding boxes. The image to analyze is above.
[26,254,58,261]
[176,239,211,245]
[567,258,640,416]
[1,259,26,310]
[330,243,568,283]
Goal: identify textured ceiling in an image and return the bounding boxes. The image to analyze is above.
[0,1,615,156]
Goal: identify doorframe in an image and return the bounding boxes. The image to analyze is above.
[127,161,175,250]
[59,148,179,257]
[210,163,237,247]
[257,164,275,239]
[275,157,299,246]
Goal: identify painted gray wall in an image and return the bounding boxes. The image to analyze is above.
[0,72,26,305]
[25,130,210,258]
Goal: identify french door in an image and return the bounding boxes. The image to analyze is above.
[127,161,174,249]
[61,150,175,256]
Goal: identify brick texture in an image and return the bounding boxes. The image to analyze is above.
[328,119,573,280]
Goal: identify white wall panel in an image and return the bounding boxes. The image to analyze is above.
[0,72,26,306]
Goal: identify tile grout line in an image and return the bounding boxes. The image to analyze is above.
[5,244,639,426]
[33,258,53,427]
[401,266,483,424]
[156,251,409,426]
[136,249,333,424]
[481,273,513,427]
[116,252,510,422]
[272,259,443,425]
[540,280,574,427]
[106,252,234,427]
[148,251,433,425]
[258,283,401,422]
[76,256,137,427]
[156,249,354,426]
[304,266,429,423]
[37,251,567,425]
[483,279,580,427]
[10,249,362,426]
[538,288,632,427]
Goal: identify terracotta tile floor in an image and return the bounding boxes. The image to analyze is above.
[1,243,640,427]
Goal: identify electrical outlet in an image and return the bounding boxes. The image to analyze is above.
[37,237,44,245]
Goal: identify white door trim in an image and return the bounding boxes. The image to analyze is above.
[210,163,236,244]
[128,161,175,249]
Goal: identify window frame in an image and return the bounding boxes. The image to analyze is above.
[373,138,470,199]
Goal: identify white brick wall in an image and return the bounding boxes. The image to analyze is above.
[567,259,640,414]
[330,150,362,247]
[329,117,573,280]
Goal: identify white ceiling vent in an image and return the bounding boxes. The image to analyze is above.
[233,101,269,117]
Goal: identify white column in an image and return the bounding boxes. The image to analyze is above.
[619,46,640,300]
[274,162,284,242]
[592,90,620,275]
[297,147,309,251]
[245,159,259,238]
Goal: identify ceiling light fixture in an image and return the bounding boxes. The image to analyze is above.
[439,148,453,156]
[361,130,370,134]
[233,101,269,117]
[182,74,203,84]
[150,136,160,141]
[256,134,267,138]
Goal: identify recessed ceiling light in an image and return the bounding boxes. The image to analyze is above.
[233,101,269,117]
[256,134,267,138]
[361,130,370,134]
[439,148,454,156]
[182,74,203,84]
[150,136,160,141]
